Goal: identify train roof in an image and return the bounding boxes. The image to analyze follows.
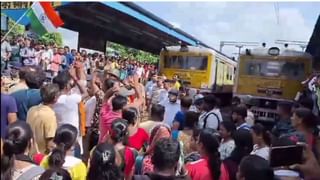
[162,45,237,66]
[162,45,236,61]
[241,47,313,58]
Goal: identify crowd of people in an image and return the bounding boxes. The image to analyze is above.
[1,33,320,180]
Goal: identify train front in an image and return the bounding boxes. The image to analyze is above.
[234,47,313,124]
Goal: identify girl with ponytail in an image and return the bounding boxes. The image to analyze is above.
[87,143,122,180]
[186,128,229,180]
[1,121,44,180]
[40,124,87,180]
[107,118,136,180]
[250,123,272,161]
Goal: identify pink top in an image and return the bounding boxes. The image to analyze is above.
[99,102,122,143]
[51,54,61,72]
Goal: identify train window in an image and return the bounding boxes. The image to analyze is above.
[164,55,208,70]
[244,60,305,80]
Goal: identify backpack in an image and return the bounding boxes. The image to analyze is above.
[202,111,220,129]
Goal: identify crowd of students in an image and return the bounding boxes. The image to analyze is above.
[1,34,320,180]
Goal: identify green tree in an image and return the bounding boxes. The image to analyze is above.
[39,32,63,46]
[1,13,25,37]
[108,42,158,63]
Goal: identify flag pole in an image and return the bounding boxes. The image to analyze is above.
[1,3,34,42]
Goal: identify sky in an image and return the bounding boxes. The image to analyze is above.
[135,2,320,57]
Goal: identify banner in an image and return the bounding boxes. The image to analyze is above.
[1,2,61,10]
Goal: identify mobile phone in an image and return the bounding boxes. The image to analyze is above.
[270,145,303,167]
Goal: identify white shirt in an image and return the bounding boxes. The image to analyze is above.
[158,89,169,104]
[198,108,223,129]
[136,67,145,77]
[41,49,53,61]
[160,99,181,126]
[85,96,96,127]
[219,139,235,160]
[308,76,317,92]
[53,93,81,132]
[145,81,156,98]
[246,110,255,126]
[250,144,270,161]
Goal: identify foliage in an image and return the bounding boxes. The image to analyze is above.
[108,42,159,63]
[39,32,63,46]
[1,13,25,37]
[2,14,63,47]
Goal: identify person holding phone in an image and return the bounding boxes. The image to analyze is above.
[287,108,318,155]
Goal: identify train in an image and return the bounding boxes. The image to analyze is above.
[159,45,237,95]
[159,45,313,124]
[234,46,313,122]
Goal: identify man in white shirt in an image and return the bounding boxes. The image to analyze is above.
[160,89,181,126]
[198,95,223,130]
[136,64,145,79]
[52,70,88,156]
[145,74,157,111]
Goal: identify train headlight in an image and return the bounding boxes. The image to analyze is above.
[268,47,280,56]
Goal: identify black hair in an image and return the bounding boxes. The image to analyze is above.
[294,107,317,129]
[298,97,314,111]
[220,120,236,136]
[39,168,71,180]
[48,124,78,168]
[112,95,128,111]
[251,123,272,146]
[233,106,247,119]
[1,121,33,179]
[181,96,193,109]
[53,71,72,90]
[151,104,165,122]
[103,79,116,91]
[184,111,200,129]
[110,119,128,144]
[18,66,31,80]
[239,155,274,180]
[40,83,60,104]
[194,98,204,106]
[232,96,241,105]
[199,128,221,180]
[151,138,180,171]
[87,143,122,180]
[24,66,46,89]
[203,95,217,111]
[122,107,139,125]
[229,129,253,164]
[277,101,293,114]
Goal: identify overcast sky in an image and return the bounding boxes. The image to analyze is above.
[135,2,320,57]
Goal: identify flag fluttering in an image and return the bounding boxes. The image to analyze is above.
[27,2,64,36]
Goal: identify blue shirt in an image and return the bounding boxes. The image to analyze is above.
[237,122,251,131]
[65,53,74,65]
[173,111,186,130]
[1,93,17,138]
[11,89,42,121]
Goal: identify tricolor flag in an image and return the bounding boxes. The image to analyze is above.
[27,2,64,36]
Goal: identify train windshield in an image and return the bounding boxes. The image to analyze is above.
[245,60,305,80]
[164,55,208,70]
